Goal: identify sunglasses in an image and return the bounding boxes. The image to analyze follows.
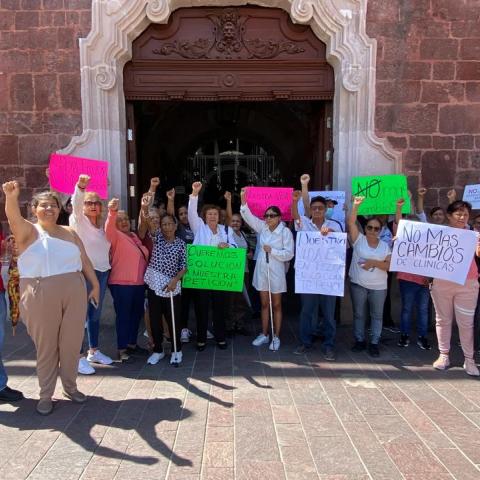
[366,225,381,232]
[84,201,102,207]
[264,213,279,219]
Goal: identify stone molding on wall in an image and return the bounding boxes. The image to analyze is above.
[60,0,402,205]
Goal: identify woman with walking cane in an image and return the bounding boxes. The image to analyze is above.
[240,188,294,351]
[140,194,187,365]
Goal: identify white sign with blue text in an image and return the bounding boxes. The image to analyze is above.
[295,231,347,296]
[463,184,480,209]
[297,191,346,230]
[390,220,477,285]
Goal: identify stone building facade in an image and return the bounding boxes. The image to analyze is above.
[0,0,479,215]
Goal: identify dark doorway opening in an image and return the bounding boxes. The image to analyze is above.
[129,100,332,215]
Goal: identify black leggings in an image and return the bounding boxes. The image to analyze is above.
[195,290,227,344]
[147,288,182,353]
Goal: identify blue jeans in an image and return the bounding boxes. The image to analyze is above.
[86,270,110,349]
[398,279,429,337]
[109,284,145,349]
[350,282,386,344]
[299,294,336,348]
[0,292,7,391]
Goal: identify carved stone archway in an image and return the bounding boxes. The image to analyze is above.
[61,0,401,206]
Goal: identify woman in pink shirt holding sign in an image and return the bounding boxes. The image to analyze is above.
[431,200,480,376]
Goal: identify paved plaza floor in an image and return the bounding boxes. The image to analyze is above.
[1,314,480,480]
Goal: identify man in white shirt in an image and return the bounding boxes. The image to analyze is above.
[292,185,342,361]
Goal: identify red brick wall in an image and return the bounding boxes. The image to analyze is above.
[0,0,91,215]
[1,1,479,216]
[367,0,480,208]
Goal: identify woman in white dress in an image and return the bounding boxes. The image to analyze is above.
[240,188,294,351]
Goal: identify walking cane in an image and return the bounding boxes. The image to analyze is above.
[169,291,179,367]
[265,251,276,348]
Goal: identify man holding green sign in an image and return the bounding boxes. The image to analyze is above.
[182,245,247,292]
[351,174,411,215]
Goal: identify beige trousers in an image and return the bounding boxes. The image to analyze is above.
[20,272,87,399]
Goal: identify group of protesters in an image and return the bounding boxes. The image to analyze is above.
[1,170,480,416]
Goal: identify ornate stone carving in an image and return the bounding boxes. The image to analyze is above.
[105,0,123,16]
[290,0,315,24]
[152,8,305,60]
[62,0,402,207]
[342,63,364,92]
[146,0,170,24]
[94,64,116,90]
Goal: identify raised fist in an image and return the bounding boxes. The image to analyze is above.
[2,181,20,198]
[224,191,232,202]
[141,193,152,211]
[292,190,302,202]
[447,189,457,203]
[108,198,119,211]
[166,188,175,200]
[353,196,365,206]
[150,177,160,190]
[300,174,310,186]
[192,182,202,196]
[78,174,90,189]
[396,198,405,208]
[417,187,427,197]
[240,188,246,204]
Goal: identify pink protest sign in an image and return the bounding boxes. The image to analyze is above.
[245,187,294,221]
[49,153,109,199]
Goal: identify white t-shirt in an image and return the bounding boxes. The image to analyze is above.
[349,233,390,290]
[69,186,111,272]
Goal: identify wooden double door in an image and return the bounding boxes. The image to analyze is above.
[123,6,334,219]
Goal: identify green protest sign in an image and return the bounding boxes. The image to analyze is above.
[351,174,411,215]
[182,245,246,292]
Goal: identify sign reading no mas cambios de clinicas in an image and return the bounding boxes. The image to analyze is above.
[390,220,478,285]
[182,245,247,292]
[294,231,347,297]
[352,174,411,215]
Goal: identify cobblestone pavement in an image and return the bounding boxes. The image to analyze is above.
[1,315,480,480]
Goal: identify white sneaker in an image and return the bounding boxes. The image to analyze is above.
[207,330,214,339]
[180,328,190,343]
[269,336,281,351]
[464,358,480,377]
[147,352,165,365]
[143,329,149,338]
[252,334,269,347]
[170,351,183,365]
[87,350,113,365]
[78,357,95,375]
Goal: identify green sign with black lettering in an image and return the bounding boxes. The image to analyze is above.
[182,245,247,292]
[352,174,411,215]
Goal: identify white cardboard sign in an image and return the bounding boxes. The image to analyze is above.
[390,220,477,285]
[463,184,480,209]
[298,191,346,230]
[294,231,347,296]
